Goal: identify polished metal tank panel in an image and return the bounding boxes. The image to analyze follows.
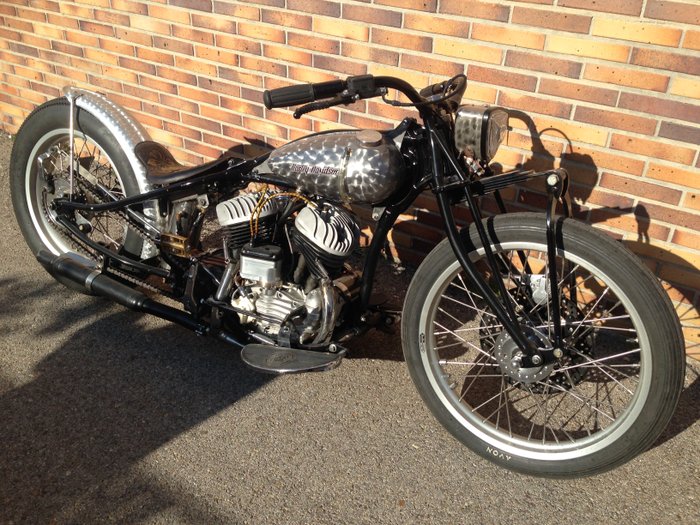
[264,130,405,205]
[63,87,160,257]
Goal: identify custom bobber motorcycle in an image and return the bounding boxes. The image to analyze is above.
[10,74,685,477]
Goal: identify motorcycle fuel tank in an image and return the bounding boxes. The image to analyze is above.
[260,129,405,205]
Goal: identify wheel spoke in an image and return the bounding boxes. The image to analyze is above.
[433,321,497,363]
[568,349,640,386]
[484,376,512,429]
[471,381,522,414]
[415,231,662,470]
[558,263,580,289]
[569,288,612,339]
[435,330,500,348]
[457,351,501,402]
[556,348,640,372]
[548,374,616,423]
[434,323,504,335]
[38,135,130,256]
[441,291,498,319]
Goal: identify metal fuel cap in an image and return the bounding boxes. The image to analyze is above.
[356,129,383,147]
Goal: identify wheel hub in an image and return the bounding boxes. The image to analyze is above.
[494,327,554,384]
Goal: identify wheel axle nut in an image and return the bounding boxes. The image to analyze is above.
[553,348,564,359]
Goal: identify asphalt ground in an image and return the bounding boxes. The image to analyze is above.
[0,132,699,524]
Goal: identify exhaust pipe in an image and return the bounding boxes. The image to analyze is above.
[36,251,206,334]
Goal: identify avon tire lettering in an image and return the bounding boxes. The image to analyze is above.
[486,446,511,461]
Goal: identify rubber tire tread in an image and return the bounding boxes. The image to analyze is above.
[401,213,685,478]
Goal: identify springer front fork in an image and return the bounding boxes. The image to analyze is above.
[543,169,573,353]
[429,124,573,366]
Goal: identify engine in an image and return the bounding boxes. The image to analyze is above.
[214,192,361,345]
[216,192,280,252]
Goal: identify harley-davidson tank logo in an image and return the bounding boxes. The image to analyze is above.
[291,163,340,176]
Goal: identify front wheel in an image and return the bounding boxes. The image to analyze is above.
[402,213,684,477]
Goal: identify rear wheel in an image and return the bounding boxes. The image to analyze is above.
[402,213,684,477]
[10,98,143,279]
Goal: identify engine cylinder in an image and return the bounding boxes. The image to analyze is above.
[216,192,281,250]
[293,204,359,275]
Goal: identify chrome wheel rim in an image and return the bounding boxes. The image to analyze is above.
[418,241,651,461]
[25,129,128,256]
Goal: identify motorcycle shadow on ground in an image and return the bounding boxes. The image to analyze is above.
[0,277,271,523]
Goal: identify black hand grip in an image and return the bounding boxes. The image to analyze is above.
[420,82,445,98]
[264,79,347,109]
[311,79,346,100]
[263,84,314,109]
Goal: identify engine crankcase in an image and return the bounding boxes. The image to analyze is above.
[232,283,306,337]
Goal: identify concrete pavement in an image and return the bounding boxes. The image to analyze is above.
[0,133,698,524]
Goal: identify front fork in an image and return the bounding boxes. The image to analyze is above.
[544,169,573,353]
[429,126,573,366]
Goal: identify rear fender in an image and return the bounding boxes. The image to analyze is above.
[64,87,161,257]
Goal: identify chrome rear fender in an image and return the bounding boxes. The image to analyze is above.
[63,87,161,257]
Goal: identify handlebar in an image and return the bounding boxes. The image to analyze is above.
[263,79,347,109]
[262,75,425,111]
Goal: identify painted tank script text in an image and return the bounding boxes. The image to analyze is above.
[290,163,341,176]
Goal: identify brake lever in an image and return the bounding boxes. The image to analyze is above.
[293,95,355,119]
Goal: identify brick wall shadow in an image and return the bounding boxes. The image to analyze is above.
[622,232,700,359]
[508,110,699,358]
[380,111,699,444]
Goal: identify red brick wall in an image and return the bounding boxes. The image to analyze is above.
[0,0,698,355]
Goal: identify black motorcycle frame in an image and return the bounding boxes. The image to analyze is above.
[51,75,573,362]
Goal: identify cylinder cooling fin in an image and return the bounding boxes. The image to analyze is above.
[292,203,360,276]
[216,192,281,227]
[216,192,283,250]
[294,204,359,258]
